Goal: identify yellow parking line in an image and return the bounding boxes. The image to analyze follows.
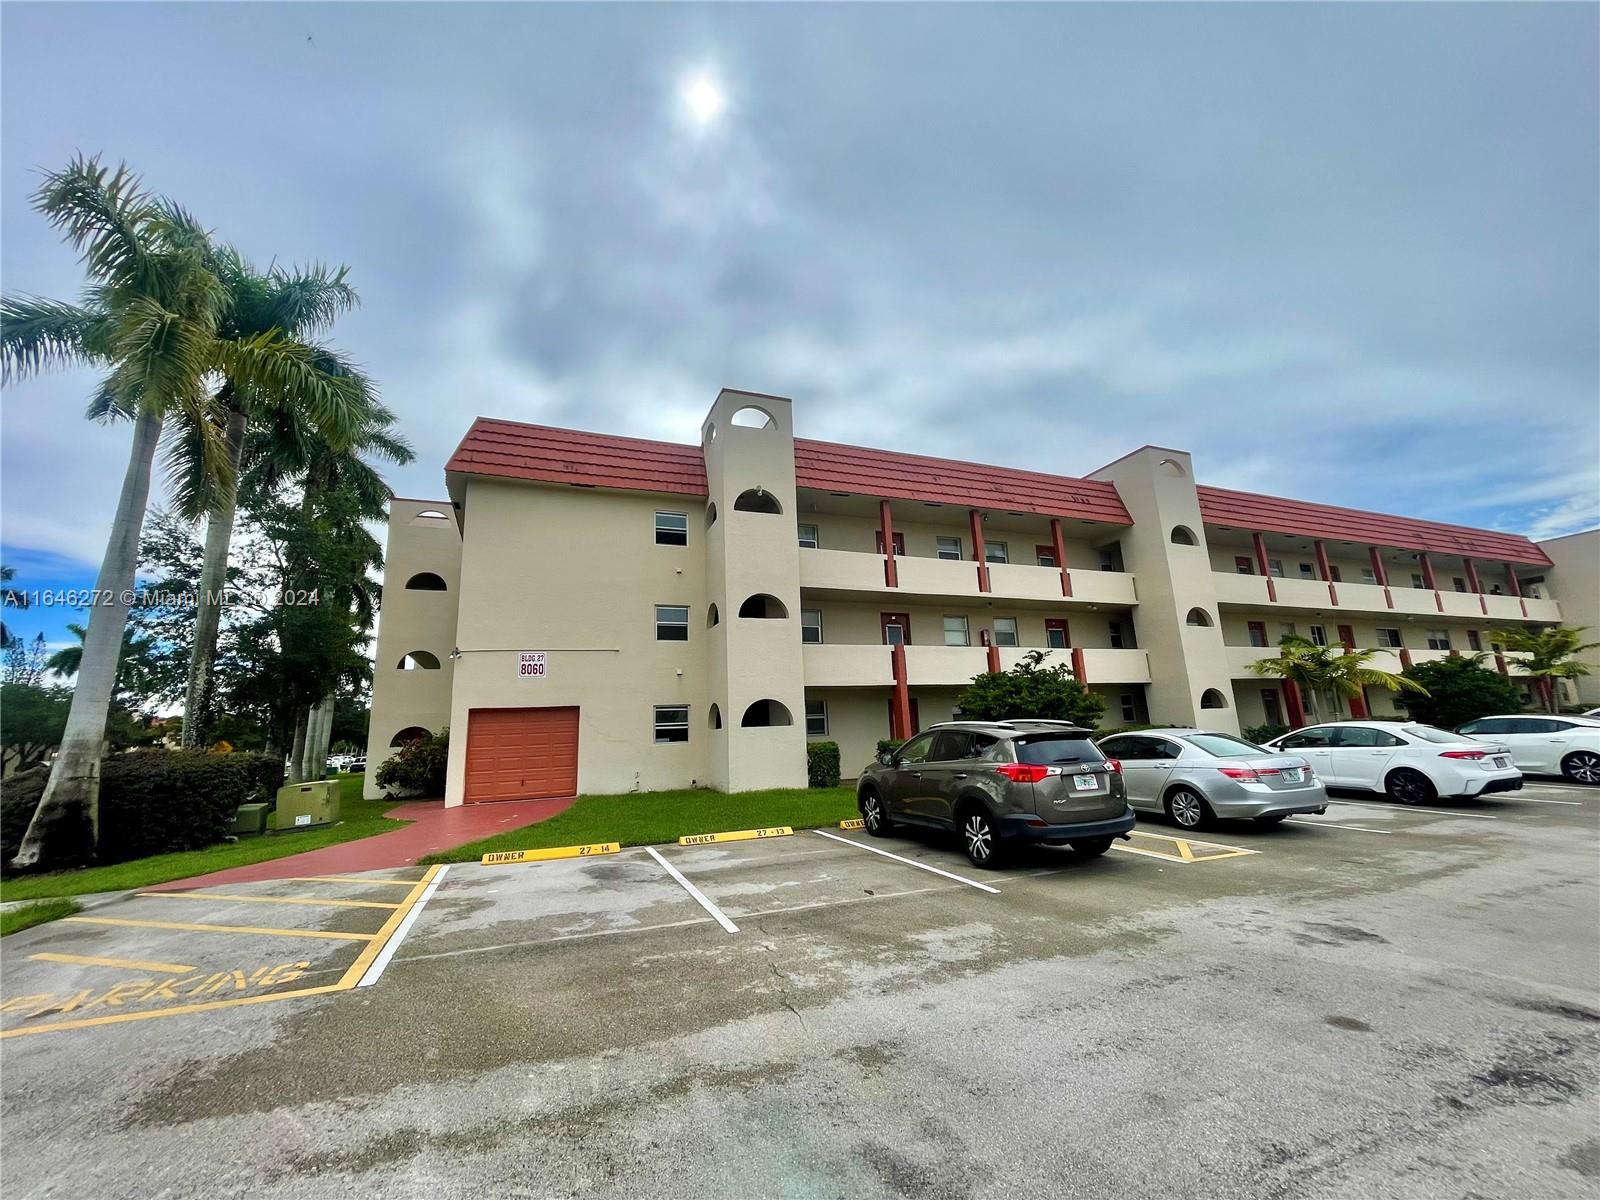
[60,917,375,942]
[1130,830,1260,857]
[136,892,401,911]
[286,876,423,887]
[2,866,444,1040]
[28,952,197,974]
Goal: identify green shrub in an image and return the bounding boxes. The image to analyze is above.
[806,740,841,788]
[956,649,1105,725]
[876,738,901,761]
[375,729,449,797]
[1242,723,1290,745]
[2,750,284,873]
[1396,656,1525,729]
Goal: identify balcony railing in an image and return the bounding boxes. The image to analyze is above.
[1211,570,1561,624]
[798,546,1137,607]
[801,643,894,687]
[801,642,1151,688]
[1224,643,1532,680]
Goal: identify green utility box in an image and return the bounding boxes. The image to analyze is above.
[274,780,341,830]
[231,802,271,837]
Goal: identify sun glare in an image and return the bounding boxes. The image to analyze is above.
[681,72,726,128]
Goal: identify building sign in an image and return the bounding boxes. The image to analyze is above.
[517,651,547,680]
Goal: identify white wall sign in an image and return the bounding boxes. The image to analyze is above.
[517,651,548,680]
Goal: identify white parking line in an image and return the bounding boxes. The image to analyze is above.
[1494,796,1584,806]
[1330,800,1499,819]
[357,865,450,988]
[1285,819,1393,834]
[645,846,740,933]
[1109,843,1197,863]
[812,830,1001,894]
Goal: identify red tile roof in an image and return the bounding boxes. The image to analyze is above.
[792,439,1130,523]
[445,418,1132,524]
[444,417,1548,563]
[446,418,708,496]
[1197,485,1551,566]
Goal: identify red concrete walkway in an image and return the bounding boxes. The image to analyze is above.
[150,796,576,891]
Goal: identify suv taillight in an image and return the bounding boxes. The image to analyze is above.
[1439,749,1486,760]
[1104,758,1122,774]
[994,763,1049,784]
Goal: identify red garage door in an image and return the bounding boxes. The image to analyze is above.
[464,707,579,803]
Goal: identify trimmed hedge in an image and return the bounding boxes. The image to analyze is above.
[1242,723,1290,745]
[806,740,841,788]
[2,750,283,873]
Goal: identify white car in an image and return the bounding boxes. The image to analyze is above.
[1455,715,1600,784]
[1261,720,1522,805]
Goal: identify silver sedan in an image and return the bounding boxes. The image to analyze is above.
[1095,729,1329,830]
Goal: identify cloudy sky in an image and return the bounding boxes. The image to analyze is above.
[3,2,1596,651]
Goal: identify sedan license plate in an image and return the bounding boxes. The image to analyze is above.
[1493,756,1508,769]
[1281,767,1303,783]
[1071,773,1100,791]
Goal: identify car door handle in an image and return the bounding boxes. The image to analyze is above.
[953,772,968,779]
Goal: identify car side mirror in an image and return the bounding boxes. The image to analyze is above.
[878,752,896,766]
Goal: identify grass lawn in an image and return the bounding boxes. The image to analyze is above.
[421,786,860,865]
[0,897,81,937]
[0,777,408,902]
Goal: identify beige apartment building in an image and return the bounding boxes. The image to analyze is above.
[365,388,1586,806]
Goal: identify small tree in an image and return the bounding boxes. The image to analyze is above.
[1395,654,1524,728]
[1493,626,1597,713]
[956,649,1106,726]
[1249,635,1426,723]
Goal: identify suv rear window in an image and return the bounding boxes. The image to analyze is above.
[1014,734,1105,766]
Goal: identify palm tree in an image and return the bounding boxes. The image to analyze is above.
[1249,635,1427,724]
[1,564,27,645]
[1494,625,1598,713]
[0,155,364,868]
[46,621,159,705]
[163,247,375,749]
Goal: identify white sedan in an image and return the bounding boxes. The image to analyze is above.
[1261,720,1522,804]
[1455,715,1600,784]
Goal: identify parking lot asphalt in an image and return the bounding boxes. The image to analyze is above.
[2,781,1597,1199]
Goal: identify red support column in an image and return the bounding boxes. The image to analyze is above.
[1252,532,1277,602]
[969,509,990,592]
[1370,547,1394,609]
[1419,552,1442,611]
[1314,539,1338,605]
[986,643,1001,674]
[1349,688,1369,719]
[1050,518,1072,597]
[1463,557,1487,614]
[1494,652,1509,677]
[1070,646,1088,684]
[1282,681,1306,728]
[1399,648,1414,670]
[1504,563,1527,618]
[879,499,898,588]
[890,643,912,739]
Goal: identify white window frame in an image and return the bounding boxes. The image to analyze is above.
[801,609,824,644]
[654,511,688,546]
[1268,559,1285,578]
[653,705,690,743]
[936,535,963,561]
[1298,563,1316,579]
[992,617,1019,648]
[984,541,1009,564]
[1309,625,1328,646]
[943,615,971,647]
[1426,629,1452,651]
[1108,621,1125,649]
[805,698,828,736]
[1279,623,1297,640]
[655,605,690,641]
[1119,693,1137,722]
[1361,567,1378,584]
[1411,573,1427,590]
[1377,628,1403,648]
[797,523,820,549]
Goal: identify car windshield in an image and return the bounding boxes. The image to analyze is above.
[1014,734,1104,765]
[1184,732,1262,758]
[1401,725,1464,744]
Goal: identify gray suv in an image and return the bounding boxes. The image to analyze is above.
[857,721,1135,868]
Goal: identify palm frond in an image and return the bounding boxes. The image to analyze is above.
[219,332,369,449]
[31,155,157,290]
[264,263,359,335]
[85,374,138,422]
[0,295,112,381]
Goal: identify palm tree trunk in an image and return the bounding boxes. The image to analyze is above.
[288,709,308,784]
[11,409,163,869]
[181,408,248,749]
[304,695,335,780]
